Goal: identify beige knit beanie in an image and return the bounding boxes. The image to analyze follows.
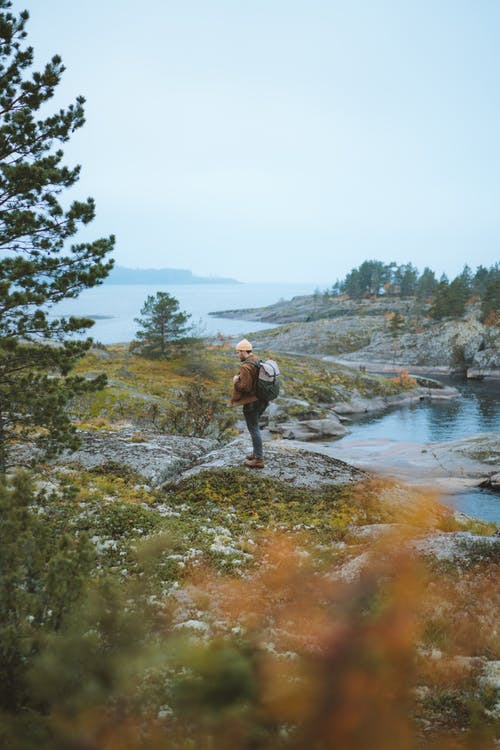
[235,338,252,351]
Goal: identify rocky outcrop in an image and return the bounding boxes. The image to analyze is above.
[469,325,500,376]
[12,427,366,490]
[222,295,499,378]
[212,295,421,324]
[243,317,386,356]
[31,425,496,498]
[332,319,496,372]
[412,531,499,559]
[301,432,500,494]
[48,427,217,487]
[270,415,349,441]
[480,472,500,491]
[330,381,460,417]
[172,437,368,489]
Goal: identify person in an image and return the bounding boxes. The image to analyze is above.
[230,338,268,468]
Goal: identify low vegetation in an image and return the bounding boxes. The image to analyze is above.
[69,343,413,437]
[1,317,487,747]
[1,467,498,750]
[2,341,498,749]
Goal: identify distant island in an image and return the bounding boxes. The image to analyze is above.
[104,266,240,285]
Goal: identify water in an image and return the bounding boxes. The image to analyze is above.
[49,281,321,344]
[343,376,499,444]
[338,376,499,523]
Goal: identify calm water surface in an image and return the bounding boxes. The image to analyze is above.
[343,376,499,523]
[50,282,320,343]
[344,376,498,444]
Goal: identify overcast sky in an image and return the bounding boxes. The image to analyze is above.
[20,0,500,283]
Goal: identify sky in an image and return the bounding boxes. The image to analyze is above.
[16,0,500,283]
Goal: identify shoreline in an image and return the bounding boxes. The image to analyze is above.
[323,357,500,381]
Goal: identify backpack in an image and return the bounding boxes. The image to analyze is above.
[249,358,280,402]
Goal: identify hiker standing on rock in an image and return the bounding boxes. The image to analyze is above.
[230,338,268,468]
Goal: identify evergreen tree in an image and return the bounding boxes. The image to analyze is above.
[458,263,473,291]
[415,267,437,301]
[133,292,192,358]
[388,311,404,336]
[357,259,390,296]
[428,278,450,320]
[0,3,114,473]
[480,267,500,324]
[342,260,392,298]
[429,274,469,320]
[471,264,492,297]
[342,268,362,299]
[447,276,471,316]
[393,263,418,298]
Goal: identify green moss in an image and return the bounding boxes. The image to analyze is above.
[88,461,146,484]
[160,469,396,544]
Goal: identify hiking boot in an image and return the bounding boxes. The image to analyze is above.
[244,457,264,469]
[246,453,255,460]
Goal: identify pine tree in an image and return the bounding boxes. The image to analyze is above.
[133,292,192,358]
[480,268,500,325]
[0,3,114,472]
[415,267,437,301]
[429,274,469,320]
[393,263,418,298]
[389,311,404,337]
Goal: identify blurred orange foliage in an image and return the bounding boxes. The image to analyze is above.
[36,529,499,750]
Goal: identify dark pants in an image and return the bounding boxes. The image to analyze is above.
[243,400,268,459]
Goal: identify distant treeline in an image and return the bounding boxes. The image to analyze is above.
[327,260,499,323]
[105,266,239,285]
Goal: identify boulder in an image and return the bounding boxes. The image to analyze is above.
[428,433,500,473]
[413,532,500,561]
[331,384,460,416]
[468,328,500,378]
[270,416,349,441]
[48,427,217,487]
[266,397,325,423]
[173,437,367,489]
[479,472,500,492]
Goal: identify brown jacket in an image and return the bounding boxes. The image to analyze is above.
[230,355,259,406]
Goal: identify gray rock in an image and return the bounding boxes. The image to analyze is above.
[479,472,500,491]
[429,433,500,471]
[331,384,460,416]
[266,397,325,423]
[248,316,385,355]
[332,396,387,414]
[172,437,367,489]
[413,532,500,561]
[340,319,488,368]
[472,327,500,371]
[295,432,500,493]
[53,427,217,486]
[271,416,348,441]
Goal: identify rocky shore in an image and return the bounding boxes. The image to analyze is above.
[25,418,496,503]
[213,294,500,379]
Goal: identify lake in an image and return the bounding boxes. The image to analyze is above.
[50,281,321,344]
[328,375,499,523]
